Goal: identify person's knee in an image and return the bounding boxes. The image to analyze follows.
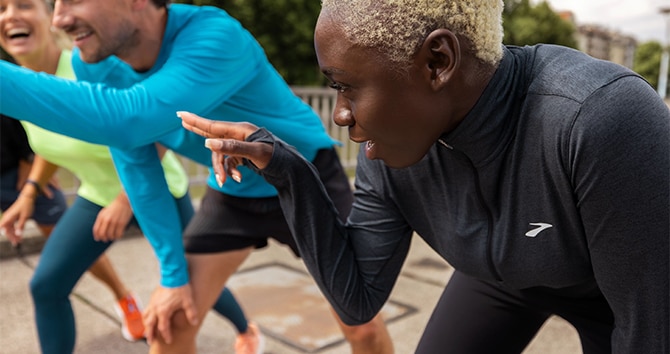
[341,316,387,345]
[169,309,200,339]
[30,271,64,302]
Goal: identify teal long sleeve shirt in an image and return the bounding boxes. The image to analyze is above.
[0,4,336,287]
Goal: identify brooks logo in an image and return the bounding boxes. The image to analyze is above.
[525,223,553,237]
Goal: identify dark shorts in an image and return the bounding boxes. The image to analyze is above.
[0,168,67,225]
[183,148,353,257]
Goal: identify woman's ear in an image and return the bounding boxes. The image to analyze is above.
[417,29,460,91]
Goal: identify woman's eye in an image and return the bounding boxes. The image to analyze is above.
[328,82,347,93]
[18,1,34,10]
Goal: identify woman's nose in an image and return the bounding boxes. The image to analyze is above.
[332,99,354,127]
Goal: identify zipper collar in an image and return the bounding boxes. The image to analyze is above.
[437,46,531,166]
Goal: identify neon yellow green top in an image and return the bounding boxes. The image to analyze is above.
[21,50,188,207]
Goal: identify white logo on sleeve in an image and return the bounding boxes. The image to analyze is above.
[525,223,553,237]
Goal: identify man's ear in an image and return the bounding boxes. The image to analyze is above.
[417,29,460,91]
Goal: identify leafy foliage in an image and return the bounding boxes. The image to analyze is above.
[633,41,667,90]
[173,0,324,85]
[503,0,577,48]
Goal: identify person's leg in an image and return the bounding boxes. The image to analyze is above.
[549,290,614,354]
[415,271,549,354]
[149,189,259,354]
[85,251,146,342]
[34,185,144,341]
[212,287,248,333]
[29,197,113,354]
[85,254,130,300]
[176,192,253,335]
[330,309,394,354]
[149,247,254,354]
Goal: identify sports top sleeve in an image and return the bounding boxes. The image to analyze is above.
[109,144,192,287]
[0,6,262,150]
[568,76,669,352]
[243,129,415,325]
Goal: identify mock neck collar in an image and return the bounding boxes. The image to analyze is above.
[439,46,532,167]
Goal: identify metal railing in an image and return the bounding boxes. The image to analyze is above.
[56,86,358,199]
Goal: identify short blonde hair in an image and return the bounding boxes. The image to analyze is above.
[320,0,504,68]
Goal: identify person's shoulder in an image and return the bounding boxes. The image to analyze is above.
[166,3,247,47]
[521,44,645,103]
[168,3,236,26]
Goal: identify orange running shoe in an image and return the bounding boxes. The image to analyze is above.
[114,293,145,342]
[234,321,265,354]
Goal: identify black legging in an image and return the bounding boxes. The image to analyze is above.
[416,271,614,354]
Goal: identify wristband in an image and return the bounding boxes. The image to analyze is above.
[25,179,44,196]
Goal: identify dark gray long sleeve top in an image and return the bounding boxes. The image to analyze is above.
[248,45,670,353]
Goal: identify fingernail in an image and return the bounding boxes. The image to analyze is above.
[176,111,186,119]
[232,174,241,183]
[215,173,223,188]
[205,139,221,149]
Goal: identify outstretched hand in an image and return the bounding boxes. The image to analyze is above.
[178,111,274,185]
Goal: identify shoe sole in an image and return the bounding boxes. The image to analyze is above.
[256,332,266,354]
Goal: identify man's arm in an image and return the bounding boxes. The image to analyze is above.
[0,13,261,150]
[109,145,189,287]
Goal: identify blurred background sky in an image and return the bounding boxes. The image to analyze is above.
[545,0,669,43]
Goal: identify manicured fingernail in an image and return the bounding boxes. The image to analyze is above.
[232,174,241,183]
[204,139,220,149]
[176,111,186,119]
[215,173,223,188]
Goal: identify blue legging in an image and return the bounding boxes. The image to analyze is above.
[30,194,248,354]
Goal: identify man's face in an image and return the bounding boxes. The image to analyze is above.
[52,0,135,63]
[314,11,444,169]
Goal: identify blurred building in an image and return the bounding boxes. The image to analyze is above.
[558,11,637,69]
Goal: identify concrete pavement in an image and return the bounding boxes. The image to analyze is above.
[0,223,582,354]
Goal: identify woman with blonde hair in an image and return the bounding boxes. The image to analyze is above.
[180,0,669,353]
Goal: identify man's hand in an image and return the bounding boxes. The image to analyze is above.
[143,284,199,345]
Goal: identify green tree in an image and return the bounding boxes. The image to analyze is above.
[503,0,577,48]
[633,41,667,90]
[173,0,323,85]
